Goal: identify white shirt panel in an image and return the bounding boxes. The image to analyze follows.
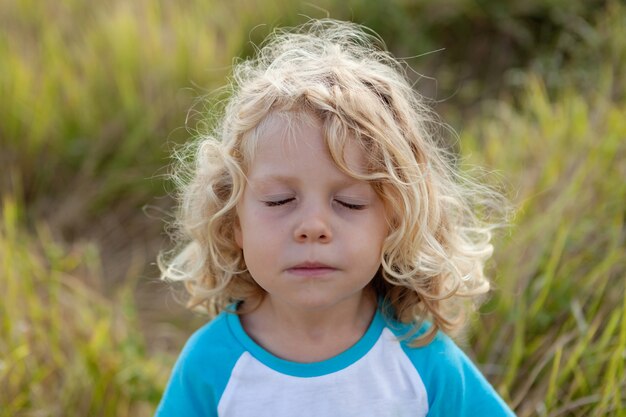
[217,328,428,417]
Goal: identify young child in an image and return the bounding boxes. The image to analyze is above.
[156,19,515,417]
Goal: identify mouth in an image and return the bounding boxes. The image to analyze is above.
[287,261,337,276]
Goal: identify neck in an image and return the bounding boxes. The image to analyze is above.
[241,289,377,362]
[269,290,376,339]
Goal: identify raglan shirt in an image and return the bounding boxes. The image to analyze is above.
[155,307,515,417]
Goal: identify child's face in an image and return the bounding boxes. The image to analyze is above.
[234,114,388,312]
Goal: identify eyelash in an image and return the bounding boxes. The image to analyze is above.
[338,201,366,210]
[264,198,295,207]
[264,199,366,210]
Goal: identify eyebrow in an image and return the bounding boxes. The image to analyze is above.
[249,174,296,185]
[249,174,366,189]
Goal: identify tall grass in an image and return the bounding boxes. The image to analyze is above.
[461,5,626,410]
[0,196,169,417]
[464,76,626,416]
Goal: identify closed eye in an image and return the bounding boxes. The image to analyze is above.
[336,200,366,210]
[264,198,295,207]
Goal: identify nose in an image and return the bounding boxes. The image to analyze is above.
[293,204,333,243]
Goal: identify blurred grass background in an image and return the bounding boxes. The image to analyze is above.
[1,0,624,416]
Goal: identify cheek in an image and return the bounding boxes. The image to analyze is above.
[354,217,388,265]
[236,209,285,253]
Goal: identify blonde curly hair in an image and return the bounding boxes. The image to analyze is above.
[160,19,503,345]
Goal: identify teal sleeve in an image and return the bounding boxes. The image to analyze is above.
[154,314,244,417]
[399,329,516,416]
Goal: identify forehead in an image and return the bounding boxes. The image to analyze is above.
[243,111,368,175]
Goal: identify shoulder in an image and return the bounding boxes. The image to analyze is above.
[385,319,516,417]
[179,311,243,364]
[384,320,467,384]
[397,324,471,376]
[155,311,246,417]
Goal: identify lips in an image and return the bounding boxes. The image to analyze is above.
[287,261,337,276]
